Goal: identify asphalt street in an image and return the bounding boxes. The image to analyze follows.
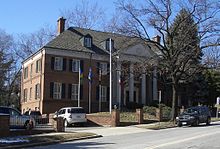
[31,121,220,149]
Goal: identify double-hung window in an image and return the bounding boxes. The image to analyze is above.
[53,82,62,99]
[72,59,80,72]
[36,59,41,73]
[54,57,63,70]
[29,87,32,100]
[101,86,107,102]
[24,88,28,102]
[100,62,108,75]
[71,84,79,100]
[35,83,40,99]
[24,67,28,79]
[84,37,92,47]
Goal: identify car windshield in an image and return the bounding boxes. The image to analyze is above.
[70,108,85,113]
[183,108,198,114]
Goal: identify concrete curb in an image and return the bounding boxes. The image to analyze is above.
[1,134,102,149]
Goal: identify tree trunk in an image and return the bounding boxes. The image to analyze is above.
[171,78,177,121]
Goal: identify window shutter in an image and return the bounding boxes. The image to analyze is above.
[62,83,66,99]
[51,57,55,70]
[50,82,54,98]
[63,58,66,71]
[80,60,84,72]
[68,84,72,99]
[69,59,72,72]
[107,87,110,101]
[107,63,110,75]
[80,85,83,99]
[97,62,100,74]
[96,86,99,101]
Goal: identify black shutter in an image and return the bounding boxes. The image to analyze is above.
[50,82,54,98]
[80,60,84,72]
[107,87,110,101]
[69,59,72,72]
[80,85,83,99]
[63,58,66,71]
[51,57,55,70]
[62,83,66,99]
[68,84,72,99]
[107,63,110,75]
[97,62,100,73]
[96,86,99,101]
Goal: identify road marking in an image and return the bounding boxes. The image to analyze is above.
[146,131,220,149]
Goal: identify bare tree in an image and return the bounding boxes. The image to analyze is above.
[60,0,105,30]
[15,26,55,60]
[111,0,220,120]
[0,29,14,106]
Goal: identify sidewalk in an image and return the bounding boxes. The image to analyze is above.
[0,132,101,149]
[67,125,153,137]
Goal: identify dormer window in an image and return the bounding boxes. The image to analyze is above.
[106,38,114,51]
[84,37,92,48]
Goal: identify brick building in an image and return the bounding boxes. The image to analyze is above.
[20,17,161,114]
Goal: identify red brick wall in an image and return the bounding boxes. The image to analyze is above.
[86,114,112,126]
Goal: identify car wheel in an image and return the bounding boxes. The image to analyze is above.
[177,122,182,127]
[192,119,199,126]
[64,119,69,127]
[206,117,211,125]
[25,121,33,130]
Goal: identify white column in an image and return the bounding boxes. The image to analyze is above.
[153,66,158,101]
[129,63,134,102]
[116,61,121,109]
[141,68,146,105]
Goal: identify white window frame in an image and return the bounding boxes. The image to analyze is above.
[35,83,40,99]
[54,57,63,71]
[106,39,114,51]
[100,62,108,75]
[24,88,28,102]
[71,84,79,100]
[29,87,32,100]
[84,37,91,47]
[101,86,107,102]
[72,59,80,72]
[36,59,41,73]
[30,64,33,77]
[24,67,28,79]
[53,82,62,99]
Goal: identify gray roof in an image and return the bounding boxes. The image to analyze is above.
[45,27,150,55]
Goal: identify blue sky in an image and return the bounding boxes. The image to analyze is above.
[0,0,116,34]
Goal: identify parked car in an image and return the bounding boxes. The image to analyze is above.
[0,106,35,129]
[24,110,42,124]
[54,107,87,127]
[176,106,211,127]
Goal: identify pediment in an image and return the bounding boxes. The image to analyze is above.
[121,44,155,58]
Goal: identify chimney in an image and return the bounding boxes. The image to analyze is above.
[57,17,66,35]
[152,35,161,43]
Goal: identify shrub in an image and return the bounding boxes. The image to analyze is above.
[143,106,157,116]
[160,104,172,120]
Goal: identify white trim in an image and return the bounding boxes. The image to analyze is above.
[23,50,45,67]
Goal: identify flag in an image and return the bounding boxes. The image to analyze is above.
[99,68,102,84]
[88,67,92,83]
[79,66,83,84]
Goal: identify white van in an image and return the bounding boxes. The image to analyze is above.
[54,107,87,127]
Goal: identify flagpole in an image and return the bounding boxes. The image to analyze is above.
[99,68,102,112]
[88,66,92,113]
[78,65,80,107]
[109,38,112,114]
